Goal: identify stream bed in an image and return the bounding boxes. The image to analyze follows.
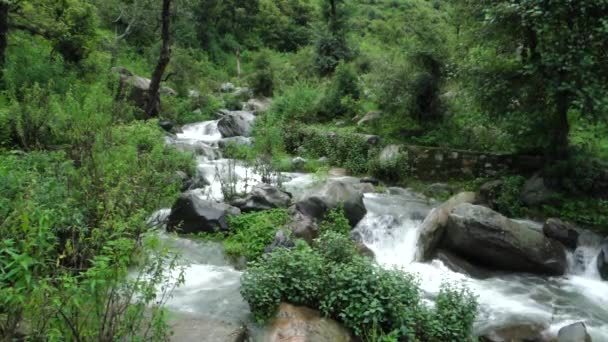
[156,120,608,341]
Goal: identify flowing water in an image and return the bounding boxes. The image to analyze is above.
[156,119,608,340]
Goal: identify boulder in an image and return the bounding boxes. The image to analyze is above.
[314,180,367,228]
[329,168,348,177]
[444,204,567,275]
[355,242,375,259]
[288,208,319,243]
[159,120,174,132]
[379,145,402,165]
[335,120,347,127]
[435,249,494,279]
[167,191,241,234]
[263,303,353,342]
[233,87,252,100]
[113,67,176,114]
[543,218,579,249]
[292,157,307,170]
[520,174,556,206]
[169,316,250,342]
[232,184,292,213]
[218,111,256,138]
[218,136,253,148]
[265,229,296,253]
[244,98,271,114]
[220,82,235,93]
[415,192,477,262]
[357,111,381,126]
[557,322,592,342]
[598,240,608,281]
[478,323,548,342]
[424,183,454,199]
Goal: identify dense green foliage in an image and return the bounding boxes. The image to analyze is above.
[224,209,290,262]
[2,0,608,339]
[241,235,478,341]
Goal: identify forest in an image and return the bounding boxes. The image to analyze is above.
[1,0,607,341]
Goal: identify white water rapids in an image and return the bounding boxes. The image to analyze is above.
[155,120,608,341]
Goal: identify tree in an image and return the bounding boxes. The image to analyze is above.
[314,0,353,75]
[0,0,96,84]
[459,0,608,160]
[145,0,172,118]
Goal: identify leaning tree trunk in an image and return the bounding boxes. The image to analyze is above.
[145,0,172,118]
[0,2,9,87]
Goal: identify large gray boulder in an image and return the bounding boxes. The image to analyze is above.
[262,303,353,342]
[598,240,608,281]
[557,322,592,342]
[520,174,555,206]
[311,180,367,228]
[444,204,567,275]
[113,67,176,114]
[218,111,256,138]
[232,184,292,213]
[543,218,579,249]
[167,191,240,234]
[379,145,402,165]
[415,192,477,262]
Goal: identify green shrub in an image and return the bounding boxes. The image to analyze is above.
[241,241,326,321]
[495,175,526,218]
[318,63,362,121]
[250,50,275,97]
[319,207,351,236]
[224,209,290,261]
[241,235,478,340]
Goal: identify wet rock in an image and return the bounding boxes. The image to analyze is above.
[360,177,380,186]
[520,174,556,206]
[159,120,174,132]
[435,249,494,279]
[288,208,319,243]
[355,242,375,259]
[232,184,292,213]
[424,183,454,199]
[218,136,253,148]
[444,204,567,275]
[265,229,295,253]
[233,87,253,100]
[220,82,235,93]
[218,111,256,138]
[357,111,381,126]
[317,157,329,165]
[315,180,367,228]
[543,218,579,249]
[478,323,549,342]
[170,315,250,342]
[557,322,592,342]
[598,240,608,281]
[167,191,241,234]
[263,303,353,342]
[292,157,307,170]
[244,98,271,114]
[295,198,328,224]
[415,192,477,261]
[378,144,402,165]
[479,180,504,210]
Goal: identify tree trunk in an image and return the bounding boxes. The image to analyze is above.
[0,2,9,86]
[552,92,571,161]
[145,0,172,118]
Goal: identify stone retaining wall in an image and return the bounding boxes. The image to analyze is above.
[383,144,544,181]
